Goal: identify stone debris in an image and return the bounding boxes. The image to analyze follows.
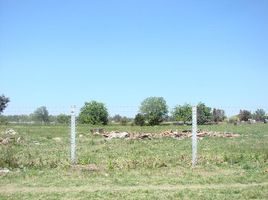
[98,130,239,140]
[0,168,10,175]
[33,141,40,145]
[103,131,129,139]
[52,137,62,142]
[0,129,23,145]
[5,129,17,135]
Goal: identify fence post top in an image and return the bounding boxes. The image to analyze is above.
[71,105,76,114]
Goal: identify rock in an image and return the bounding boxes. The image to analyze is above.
[52,137,62,142]
[33,141,40,145]
[197,132,207,137]
[1,138,10,145]
[173,133,185,138]
[138,134,151,140]
[106,131,129,139]
[5,129,17,135]
[16,137,22,143]
[0,168,10,175]
[79,134,83,138]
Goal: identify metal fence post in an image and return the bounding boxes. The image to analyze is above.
[192,105,197,166]
[70,105,76,165]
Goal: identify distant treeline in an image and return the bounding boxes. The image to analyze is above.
[0,95,267,126]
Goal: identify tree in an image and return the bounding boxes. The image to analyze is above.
[253,109,266,122]
[134,113,145,126]
[212,108,226,123]
[197,103,212,125]
[139,97,168,126]
[172,104,192,124]
[0,95,10,114]
[33,106,49,123]
[239,110,251,121]
[79,101,108,125]
[56,114,70,124]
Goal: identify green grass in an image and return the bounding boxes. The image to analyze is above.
[0,124,268,199]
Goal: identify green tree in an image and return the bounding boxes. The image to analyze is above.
[134,113,145,126]
[239,110,251,121]
[79,101,108,125]
[139,97,168,126]
[197,103,212,125]
[253,109,266,122]
[172,104,192,124]
[212,108,226,123]
[0,95,10,114]
[57,114,70,124]
[33,106,49,123]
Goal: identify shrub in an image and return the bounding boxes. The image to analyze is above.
[134,113,145,126]
[79,101,108,125]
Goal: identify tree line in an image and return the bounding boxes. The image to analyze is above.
[1,95,267,125]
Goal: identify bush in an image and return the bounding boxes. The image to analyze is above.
[197,103,212,125]
[79,101,108,125]
[171,104,192,124]
[134,113,145,126]
[253,109,266,122]
[56,114,70,124]
[228,115,239,124]
[239,110,251,121]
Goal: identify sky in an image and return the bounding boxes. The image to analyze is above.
[1,0,268,117]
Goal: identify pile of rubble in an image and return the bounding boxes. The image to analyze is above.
[160,130,240,139]
[0,129,22,145]
[93,129,240,140]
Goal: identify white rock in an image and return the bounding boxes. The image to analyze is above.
[108,132,129,139]
[0,168,10,174]
[5,129,17,135]
[52,137,62,142]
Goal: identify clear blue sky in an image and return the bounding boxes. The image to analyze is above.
[1,0,268,116]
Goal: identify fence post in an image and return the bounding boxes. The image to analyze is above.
[192,105,197,167]
[70,105,76,165]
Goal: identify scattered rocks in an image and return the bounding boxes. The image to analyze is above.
[0,168,10,175]
[103,131,129,139]
[0,137,10,145]
[99,130,239,140]
[0,129,23,145]
[5,129,17,135]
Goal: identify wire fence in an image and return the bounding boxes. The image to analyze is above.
[1,105,267,167]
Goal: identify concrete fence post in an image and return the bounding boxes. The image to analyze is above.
[70,105,76,165]
[192,106,197,166]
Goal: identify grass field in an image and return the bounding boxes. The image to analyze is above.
[0,124,268,199]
